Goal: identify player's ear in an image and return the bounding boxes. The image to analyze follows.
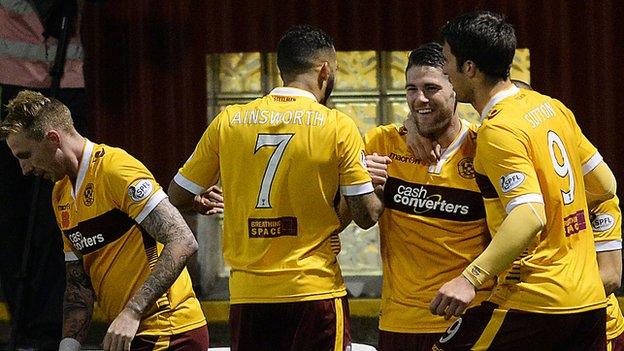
[463,60,477,78]
[45,130,61,148]
[318,62,330,86]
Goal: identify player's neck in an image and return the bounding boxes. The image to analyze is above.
[436,115,461,149]
[472,79,513,115]
[65,133,86,184]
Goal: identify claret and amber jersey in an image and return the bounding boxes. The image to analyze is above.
[365,121,492,333]
[53,140,206,336]
[174,87,373,304]
[590,197,624,340]
[474,86,606,313]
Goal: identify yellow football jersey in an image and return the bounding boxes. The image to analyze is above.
[365,121,492,333]
[474,86,606,313]
[175,87,373,304]
[53,141,206,336]
[591,197,624,340]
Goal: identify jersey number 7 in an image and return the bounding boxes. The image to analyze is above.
[254,133,294,208]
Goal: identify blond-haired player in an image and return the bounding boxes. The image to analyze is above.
[1,90,208,351]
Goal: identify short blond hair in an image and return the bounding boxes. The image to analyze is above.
[1,90,74,140]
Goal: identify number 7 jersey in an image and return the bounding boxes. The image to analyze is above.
[474,86,606,313]
[174,87,373,304]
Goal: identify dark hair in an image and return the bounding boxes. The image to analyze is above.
[406,42,446,73]
[441,11,516,80]
[277,25,335,82]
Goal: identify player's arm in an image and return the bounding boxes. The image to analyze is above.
[344,192,384,229]
[597,249,622,295]
[103,198,198,351]
[584,161,617,208]
[168,180,224,215]
[59,259,94,351]
[431,202,546,319]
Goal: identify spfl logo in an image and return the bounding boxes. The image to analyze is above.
[499,172,525,193]
[83,183,94,206]
[590,213,615,232]
[128,179,153,202]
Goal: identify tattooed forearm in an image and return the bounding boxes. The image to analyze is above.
[63,260,94,342]
[128,198,198,315]
[345,192,384,229]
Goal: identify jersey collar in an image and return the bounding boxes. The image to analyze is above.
[479,85,519,122]
[270,87,318,102]
[72,139,94,199]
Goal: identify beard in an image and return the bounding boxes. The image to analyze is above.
[414,110,453,140]
[319,74,335,106]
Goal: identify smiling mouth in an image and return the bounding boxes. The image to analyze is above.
[416,108,433,114]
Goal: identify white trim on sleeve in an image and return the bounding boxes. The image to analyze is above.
[505,194,544,214]
[582,152,603,175]
[341,182,374,196]
[173,173,205,195]
[65,251,79,261]
[595,240,622,252]
[135,189,168,223]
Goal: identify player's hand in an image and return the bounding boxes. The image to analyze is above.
[430,275,476,320]
[192,185,224,215]
[365,153,392,187]
[103,307,141,351]
[404,115,441,164]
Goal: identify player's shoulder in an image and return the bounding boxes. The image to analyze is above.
[92,142,148,178]
[365,123,402,139]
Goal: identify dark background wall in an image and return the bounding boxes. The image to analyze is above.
[82,0,624,197]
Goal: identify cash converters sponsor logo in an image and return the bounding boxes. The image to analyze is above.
[564,209,587,237]
[384,177,485,221]
[128,179,153,202]
[68,231,105,250]
[83,183,94,206]
[590,213,615,232]
[248,217,298,238]
[499,172,525,193]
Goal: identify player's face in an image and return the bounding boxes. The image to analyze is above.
[6,131,65,182]
[442,42,470,103]
[319,49,337,106]
[405,65,456,139]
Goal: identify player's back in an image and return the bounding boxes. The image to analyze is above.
[475,88,606,313]
[212,87,371,303]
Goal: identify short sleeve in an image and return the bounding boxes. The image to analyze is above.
[336,113,373,196]
[476,123,544,213]
[592,197,622,252]
[174,113,221,195]
[104,152,167,224]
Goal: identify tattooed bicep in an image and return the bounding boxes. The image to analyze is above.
[66,260,91,289]
[139,197,191,244]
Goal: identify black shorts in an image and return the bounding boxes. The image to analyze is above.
[229,296,351,351]
[378,330,442,351]
[433,301,606,351]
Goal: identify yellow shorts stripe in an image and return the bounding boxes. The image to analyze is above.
[154,334,171,351]
[334,297,344,351]
[472,308,508,350]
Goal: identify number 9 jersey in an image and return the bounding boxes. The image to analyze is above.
[174,87,373,304]
[474,86,606,314]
